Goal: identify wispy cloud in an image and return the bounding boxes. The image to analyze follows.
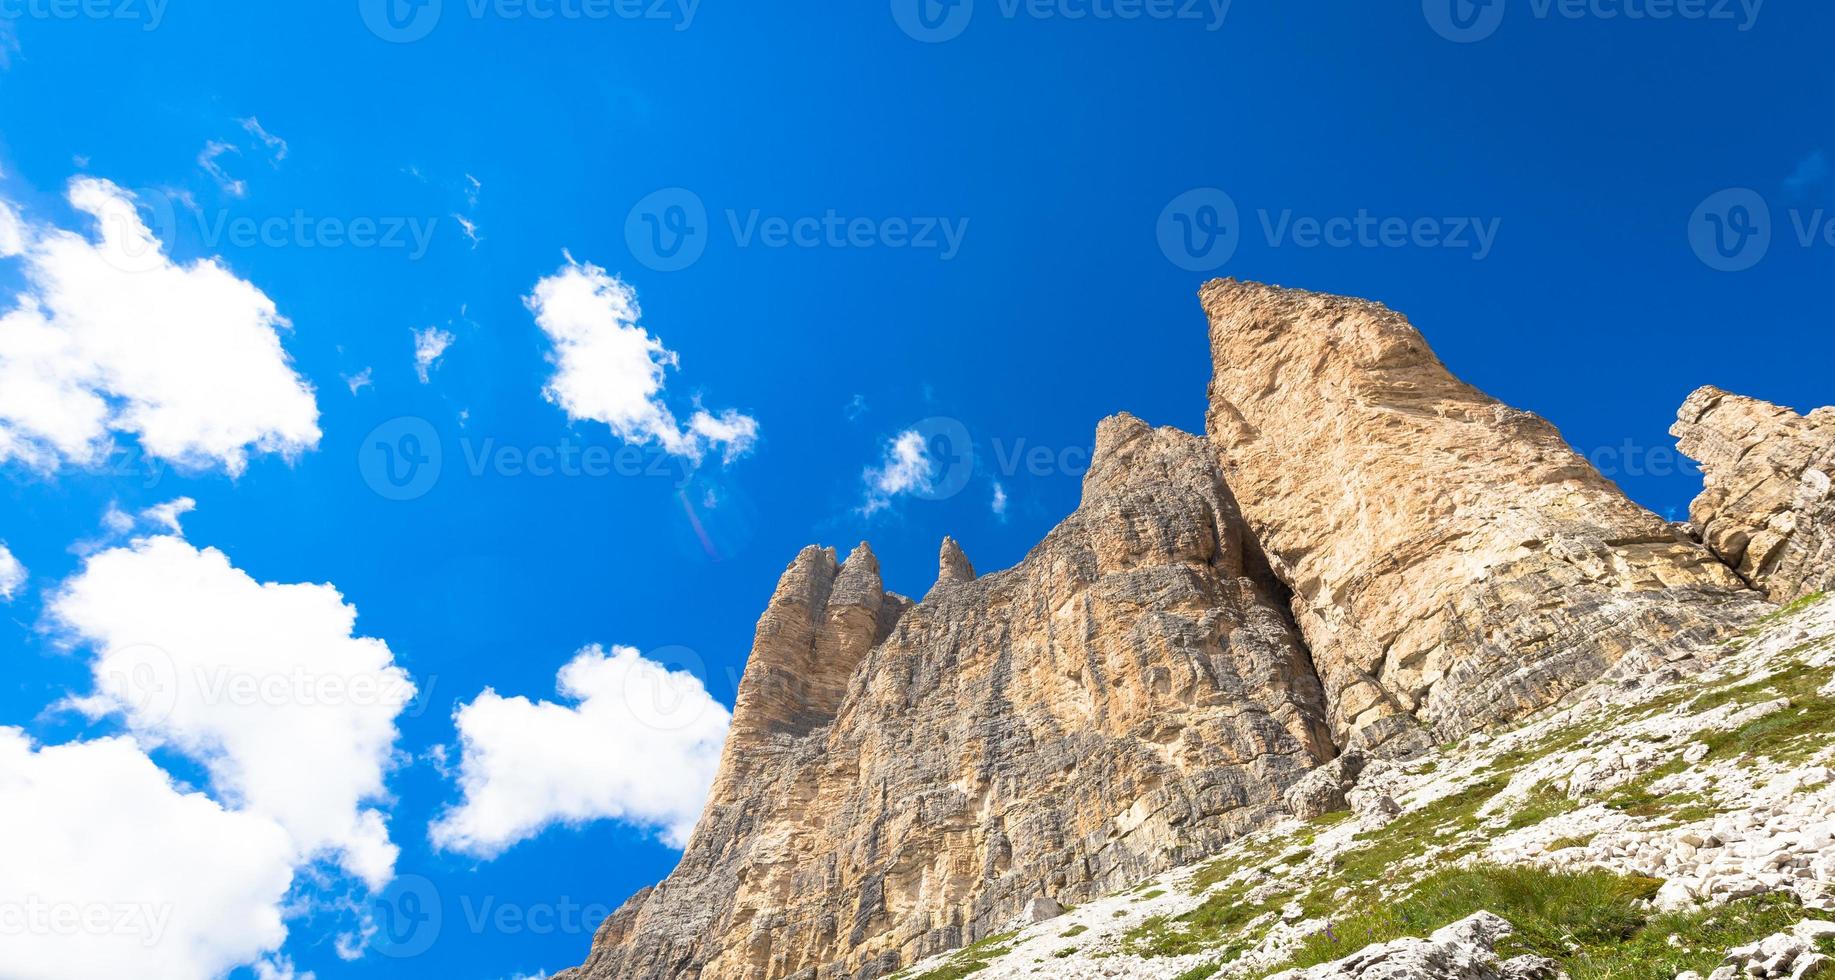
[990,481,1008,519]
[198,141,247,197]
[1785,150,1828,198]
[412,327,454,384]
[860,430,935,515]
[239,117,289,164]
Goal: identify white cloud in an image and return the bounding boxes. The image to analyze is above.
[140,496,196,534]
[0,178,321,474]
[860,429,934,515]
[430,644,730,857]
[464,174,482,207]
[240,117,289,164]
[198,141,246,197]
[526,257,758,464]
[454,213,482,248]
[50,531,416,889]
[0,540,24,599]
[344,367,374,395]
[0,729,297,980]
[412,326,453,384]
[991,481,1008,518]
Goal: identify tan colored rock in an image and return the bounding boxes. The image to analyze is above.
[1201,279,1761,752]
[1672,386,1835,604]
[556,415,1332,980]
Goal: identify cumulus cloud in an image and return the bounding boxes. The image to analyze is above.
[0,540,24,599]
[430,644,730,857]
[50,529,416,888]
[412,326,453,383]
[526,257,758,464]
[0,729,297,980]
[0,178,321,474]
[860,430,935,515]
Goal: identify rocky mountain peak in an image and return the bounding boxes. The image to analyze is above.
[1673,385,1835,603]
[555,280,1835,980]
[931,535,976,594]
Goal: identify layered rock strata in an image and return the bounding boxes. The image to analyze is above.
[558,416,1334,980]
[1672,385,1835,604]
[1200,279,1761,752]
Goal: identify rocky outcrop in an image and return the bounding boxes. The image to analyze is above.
[1200,279,1763,753]
[1673,386,1835,604]
[1265,912,1559,980]
[557,415,1334,980]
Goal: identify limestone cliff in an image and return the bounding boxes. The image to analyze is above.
[557,417,1333,979]
[1199,279,1762,752]
[554,280,1802,980]
[1672,385,1835,604]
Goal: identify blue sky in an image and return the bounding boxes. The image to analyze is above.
[0,2,1830,978]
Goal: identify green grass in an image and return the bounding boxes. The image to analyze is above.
[1172,963,1223,980]
[1250,866,1830,980]
[1565,895,1821,979]
[908,931,1018,980]
[1545,833,1596,851]
[1059,924,1087,939]
[1692,660,1835,765]
[1503,782,1580,831]
[1262,865,1659,975]
[1135,889,1166,901]
[1758,591,1828,626]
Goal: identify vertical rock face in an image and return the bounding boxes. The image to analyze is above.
[1672,386,1835,604]
[558,415,1332,980]
[1200,279,1761,752]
